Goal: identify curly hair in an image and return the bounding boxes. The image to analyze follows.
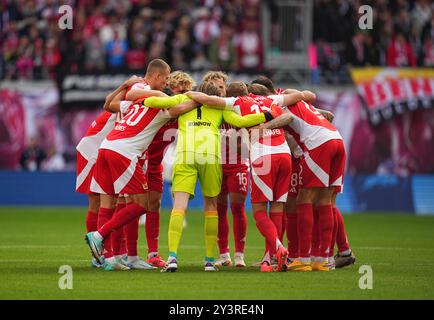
[167,71,196,93]
[202,71,229,83]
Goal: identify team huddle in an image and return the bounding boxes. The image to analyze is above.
[78,58,356,273]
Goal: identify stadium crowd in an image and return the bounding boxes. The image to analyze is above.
[312,0,433,82]
[1,0,432,83]
[0,0,264,79]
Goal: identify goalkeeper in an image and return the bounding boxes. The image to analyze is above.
[144,81,283,272]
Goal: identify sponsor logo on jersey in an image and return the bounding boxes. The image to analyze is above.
[187,121,211,127]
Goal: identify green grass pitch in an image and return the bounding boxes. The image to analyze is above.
[0,207,433,300]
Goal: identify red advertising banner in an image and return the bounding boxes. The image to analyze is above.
[351,68,434,125]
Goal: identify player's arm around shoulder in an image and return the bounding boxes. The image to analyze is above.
[144,94,188,109]
[261,110,294,130]
[185,91,227,109]
[222,110,266,128]
[104,75,143,113]
[167,99,200,117]
[125,83,167,101]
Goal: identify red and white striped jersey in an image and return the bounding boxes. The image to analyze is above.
[224,95,290,163]
[100,100,173,160]
[76,110,124,162]
[285,101,342,151]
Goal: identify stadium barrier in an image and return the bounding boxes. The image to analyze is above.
[0,171,433,215]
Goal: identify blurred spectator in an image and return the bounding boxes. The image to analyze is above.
[386,30,417,67]
[106,30,128,69]
[208,25,237,71]
[84,32,105,71]
[411,0,432,38]
[1,0,432,83]
[194,8,220,54]
[236,19,263,72]
[422,34,434,67]
[168,27,194,68]
[145,18,169,61]
[44,37,61,77]
[346,32,380,66]
[191,50,212,71]
[42,147,65,171]
[100,15,127,47]
[20,137,46,171]
[316,39,342,84]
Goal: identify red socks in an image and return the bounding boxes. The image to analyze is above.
[217,203,229,254]
[145,211,160,254]
[311,208,320,257]
[98,202,144,239]
[270,212,284,242]
[329,207,339,258]
[335,207,350,253]
[281,213,287,242]
[297,203,313,258]
[85,210,98,232]
[254,210,279,256]
[111,203,126,256]
[231,203,247,253]
[217,203,247,254]
[318,204,334,258]
[286,212,298,259]
[97,207,115,258]
[124,215,139,257]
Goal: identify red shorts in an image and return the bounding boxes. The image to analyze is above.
[220,164,249,195]
[90,149,148,195]
[288,157,302,198]
[146,164,164,193]
[299,139,346,189]
[250,153,292,203]
[76,151,95,194]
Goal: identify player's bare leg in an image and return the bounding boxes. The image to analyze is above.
[146,190,166,267]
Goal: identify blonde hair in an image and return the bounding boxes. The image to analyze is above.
[167,71,196,93]
[202,71,229,83]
